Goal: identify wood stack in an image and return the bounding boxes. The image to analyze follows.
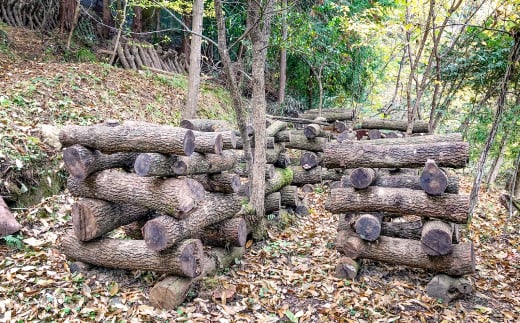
[323,131,475,300]
[59,120,248,310]
[0,0,59,30]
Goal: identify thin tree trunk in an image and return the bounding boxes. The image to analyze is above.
[485,132,508,187]
[102,0,112,39]
[132,6,143,35]
[66,0,80,50]
[110,0,128,65]
[278,0,287,104]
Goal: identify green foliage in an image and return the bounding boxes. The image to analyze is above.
[2,234,24,250]
[76,47,97,62]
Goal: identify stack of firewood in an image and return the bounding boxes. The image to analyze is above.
[58,120,253,310]
[323,133,475,301]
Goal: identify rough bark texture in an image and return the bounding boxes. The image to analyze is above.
[274,130,291,143]
[61,234,204,277]
[323,141,469,169]
[290,166,323,185]
[426,274,473,303]
[335,257,359,279]
[0,196,21,237]
[67,170,205,217]
[339,235,475,276]
[193,217,248,247]
[174,150,237,175]
[338,216,425,240]
[342,174,459,194]
[334,121,351,133]
[219,131,238,149]
[72,198,150,241]
[357,119,430,133]
[63,145,138,180]
[265,167,294,195]
[326,187,469,223]
[279,186,299,207]
[322,167,350,181]
[298,109,354,121]
[300,151,323,170]
[285,134,328,152]
[59,121,195,156]
[353,214,381,241]
[134,153,177,177]
[180,119,234,132]
[265,192,281,214]
[421,220,454,256]
[142,193,243,251]
[192,131,223,154]
[349,168,377,189]
[355,133,463,146]
[420,159,448,195]
[266,120,288,137]
[303,124,324,139]
[189,172,241,193]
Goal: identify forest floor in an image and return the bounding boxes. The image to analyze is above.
[1,25,519,322]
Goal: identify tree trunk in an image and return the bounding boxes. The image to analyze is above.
[101,0,112,38]
[323,141,469,169]
[183,0,204,120]
[132,6,143,34]
[265,167,293,195]
[72,198,150,241]
[278,0,287,104]
[180,119,234,132]
[61,234,204,277]
[290,165,322,185]
[426,274,473,303]
[63,145,138,180]
[349,168,377,189]
[486,132,508,187]
[350,133,463,146]
[357,119,429,133]
[298,109,354,122]
[342,174,459,194]
[420,159,448,195]
[134,153,177,177]
[67,170,205,217]
[421,220,454,256]
[266,120,288,137]
[193,217,248,247]
[59,121,195,156]
[265,192,281,214]
[189,172,241,193]
[0,196,21,238]
[279,186,299,207]
[142,193,243,251]
[326,187,469,223]
[192,131,223,154]
[300,151,322,170]
[173,151,237,175]
[338,235,475,276]
[285,134,328,152]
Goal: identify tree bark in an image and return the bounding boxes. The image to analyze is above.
[265,167,293,195]
[303,124,324,139]
[338,235,475,276]
[180,119,234,132]
[323,141,469,169]
[142,193,244,251]
[300,151,322,170]
[266,120,287,137]
[193,217,248,247]
[279,186,299,207]
[61,234,204,277]
[421,220,454,256]
[298,109,354,121]
[0,196,21,238]
[357,119,429,133]
[420,159,448,195]
[342,174,459,194]
[285,134,328,152]
[134,153,177,177]
[278,0,287,104]
[72,198,150,241]
[349,168,377,189]
[265,192,281,214]
[101,0,112,38]
[347,133,463,146]
[173,151,237,175]
[192,131,223,154]
[59,121,195,156]
[486,133,508,186]
[290,165,322,185]
[274,130,291,143]
[189,172,241,193]
[67,170,205,217]
[326,187,469,223]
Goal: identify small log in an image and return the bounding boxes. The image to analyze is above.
[63,145,138,180]
[326,187,469,223]
[134,153,176,177]
[337,130,356,143]
[290,166,322,185]
[355,133,463,146]
[279,186,299,207]
[194,217,248,247]
[219,131,237,149]
[266,120,288,137]
[192,131,223,154]
[334,121,349,133]
[265,167,294,195]
[303,124,323,139]
[300,151,322,170]
[426,274,473,303]
[298,109,354,122]
[301,184,314,193]
[339,235,475,276]
[67,170,205,217]
[274,151,291,169]
[274,130,291,143]
[323,141,469,169]
[0,197,22,238]
[190,172,241,193]
[180,119,233,132]
[237,136,275,149]
[72,198,150,241]
[142,193,243,251]
[353,214,381,241]
[121,220,147,239]
[421,220,454,256]
[420,159,448,195]
[265,192,281,214]
[349,168,377,189]
[342,174,459,194]
[335,257,359,279]
[357,118,430,133]
[265,164,276,179]
[173,150,237,175]
[285,134,328,152]
[61,234,203,277]
[264,144,284,164]
[59,121,195,156]
[367,129,382,140]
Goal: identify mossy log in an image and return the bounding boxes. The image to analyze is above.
[265,167,294,195]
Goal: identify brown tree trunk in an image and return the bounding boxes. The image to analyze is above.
[278,0,287,104]
[265,167,293,195]
[421,220,454,256]
[173,151,236,175]
[323,141,469,169]
[357,119,429,133]
[101,0,112,38]
[326,187,469,223]
[420,159,448,195]
[486,132,508,187]
[61,234,204,277]
[193,217,248,247]
[132,6,143,34]
[0,197,21,238]
[67,170,205,217]
[279,186,299,207]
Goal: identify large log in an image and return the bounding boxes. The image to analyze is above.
[180,119,233,132]
[326,187,469,223]
[426,274,473,303]
[142,193,244,251]
[63,145,138,180]
[266,120,288,137]
[338,235,475,276]
[285,134,328,152]
[59,121,195,156]
[134,153,176,177]
[190,172,241,193]
[420,159,448,195]
[265,192,281,214]
[349,168,377,189]
[351,133,463,146]
[298,109,354,122]
[265,167,294,195]
[421,220,454,256]
[341,174,459,194]
[72,198,150,241]
[0,197,21,238]
[300,151,323,170]
[67,170,205,217]
[290,166,323,185]
[173,150,237,175]
[323,141,469,169]
[279,186,299,207]
[193,217,248,247]
[192,131,223,154]
[356,119,430,133]
[61,234,204,277]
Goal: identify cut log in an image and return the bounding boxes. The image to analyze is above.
[337,130,356,143]
[266,120,288,137]
[303,124,323,139]
[354,133,463,146]
[142,193,244,251]
[335,257,359,279]
[420,159,448,195]
[121,220,147,239]
[265,167,294,195]
[338,235,475,276]
[302,184,314,193]
[274,130,291,143]
[134,153,176,177]
[63,145,138,180]
[426,274,473,303]
[322,167,349,181]
[349,168,377,189]
[353,214,381,241]
[334,121,351,133]
[67,170,205,217]
[189,172,241,193]
[265,192,281,214]
[237,136,275,149]
[323,141,469,169]
[326,187,469,223]
[274,151,291,169]
[367,129,382,140]
[265,164,276,179]
[194,217,248,247]
[298,109,354,121]
[59,121,195,156]
[180,119,233,132]
[285,134,328,152]
[279,186,299,207]
[219,131,237,149]
[72,198,150,241]
[61,234,203,277]
[0,197,21,238]
[264,144,284,164]
[342,174,459,194]
[173,150,237,175]
[300,151,322,170]
[290,166,322,185]
[421,220,454,256]
[192,131,223,154]
[357,119,430,133]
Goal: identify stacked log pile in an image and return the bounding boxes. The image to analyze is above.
[0,0,59,30]
[323,133,475,301]
[58,120,249,310]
